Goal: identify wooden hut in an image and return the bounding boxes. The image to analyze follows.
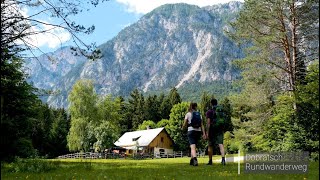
[114,127,174,156]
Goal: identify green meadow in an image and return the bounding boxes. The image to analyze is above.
[1,156,319,180]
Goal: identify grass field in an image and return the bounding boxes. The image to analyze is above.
[1,156,319,180]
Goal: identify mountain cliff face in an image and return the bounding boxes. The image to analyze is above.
[25,1,244,108]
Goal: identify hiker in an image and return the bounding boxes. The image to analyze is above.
[206,98,226,165]
[182,102,206,166]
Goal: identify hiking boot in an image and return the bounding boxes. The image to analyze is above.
[206,160,212,165]
[193,157,198,166]
[189,158,194,165]
[221,158,226,166]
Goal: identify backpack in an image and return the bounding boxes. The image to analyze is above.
[213,105,225,127]
[190,111,202,128]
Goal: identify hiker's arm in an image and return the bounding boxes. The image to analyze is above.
[182,117,188,129]
[201,120,206,139]
[206,117,211,138]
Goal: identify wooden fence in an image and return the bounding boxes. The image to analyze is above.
[58,152,103,159]
[154,151,184,158]
[57,151,194,159]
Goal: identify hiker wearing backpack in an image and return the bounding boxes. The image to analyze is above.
[182,102,206,166]
[205,98,226,165]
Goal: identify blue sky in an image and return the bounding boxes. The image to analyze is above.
[65,1,142,49]
[23,0,243,56]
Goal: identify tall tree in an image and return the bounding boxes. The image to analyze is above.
[166,102,190,151]
[229,56,279,151]
[94,95,122,151]
[159,93,171,120]
[144,95,160,123]
[263,94,296,151]
[199,91,214,121]
[135,92,145,129]
[31,103,55,156]
[0,54,39,161]
[67,79,98,152]
[220,97,233,132]
[168,87,182,106]
[32,105,70,158]
[294,61,319,154]
[67,81,122,152]
[48,108,70,157]
[229,0,319,97]
[127,89,145,130]
[229,0,319,153]
[117,96,131,134]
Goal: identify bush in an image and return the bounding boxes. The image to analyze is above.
[6,158,58,173]
[310,152,319,162]
[13,138,37,158]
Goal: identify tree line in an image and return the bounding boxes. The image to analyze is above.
[65,81,225,153]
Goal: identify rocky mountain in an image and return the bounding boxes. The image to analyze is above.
[25,1,244,108]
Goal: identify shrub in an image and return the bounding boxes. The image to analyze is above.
[6,158,58,173]
[310,152,319,162]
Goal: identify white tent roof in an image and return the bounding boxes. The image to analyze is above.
[114,127,165,147]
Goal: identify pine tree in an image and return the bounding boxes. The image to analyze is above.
[144,95,160,123]
[0,54,39,161]
[229,0,319,152]
[168,87,182,106]
[159,94,171,120]
[229,0,319,95]
[128,89,145,130]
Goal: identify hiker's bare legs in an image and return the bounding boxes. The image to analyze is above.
[189,144,198,166]
[219,144,226,165]
[208,146,213,161]
[190,144,197,158]
[219,144,225,157]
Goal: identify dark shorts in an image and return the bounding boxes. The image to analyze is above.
[187,130,201,145]
[208,128,224,146]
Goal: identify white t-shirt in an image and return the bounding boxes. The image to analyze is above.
[185,111,202,132]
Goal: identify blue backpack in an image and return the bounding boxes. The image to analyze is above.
[190,111,202,128]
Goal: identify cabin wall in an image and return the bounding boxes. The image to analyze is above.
[149,131,173,149]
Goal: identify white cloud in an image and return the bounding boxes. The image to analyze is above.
[17,6,71,49]
[27,22,71,49]
[116,0,243,14]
